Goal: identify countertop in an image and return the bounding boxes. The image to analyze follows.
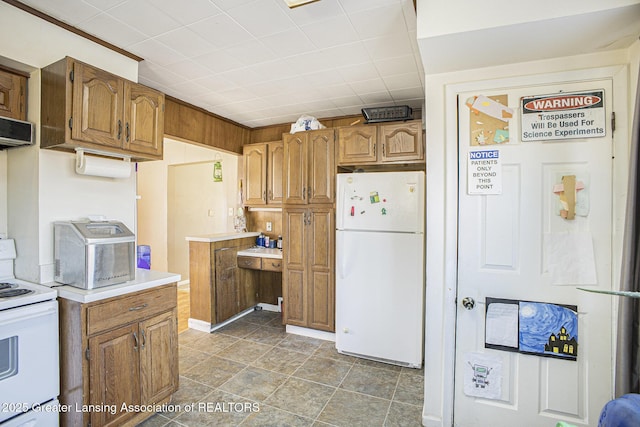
[237,246,283,259]
[47,269,181,303]
[185,231,260,243]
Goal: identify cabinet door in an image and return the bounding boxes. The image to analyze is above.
[308,129,335,204]
[123,82,164,158]
[268,142,284,204]
[89,323,140,427]
[215,247,239,323]
[140,310,178,404]
[283,133,307,204]
[307,207,335,331]
[337,125,377,165]
[71,60,124,148]
[0,69,26,121]
[283,208,307,326]
[244,143,267,205]
[379,120,424,163]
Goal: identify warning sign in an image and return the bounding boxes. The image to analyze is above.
[468,150,502,195]
[521,90,606,142]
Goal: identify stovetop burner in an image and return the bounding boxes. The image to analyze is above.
[0,288,34,298]
[0,283,17,290]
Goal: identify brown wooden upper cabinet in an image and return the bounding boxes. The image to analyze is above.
[337,119,423,166]
[243,141,283,206]
[41,57,164,161]
[0,68,26,121]
[283,128,335,205]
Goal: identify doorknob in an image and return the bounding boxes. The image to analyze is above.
[461,297,475,310]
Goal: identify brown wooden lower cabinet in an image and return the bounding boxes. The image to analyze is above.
[59,283,178,427]
[188,237,258,326]
[283,206,335,332]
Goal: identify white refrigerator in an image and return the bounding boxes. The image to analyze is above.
[335,171,425,368]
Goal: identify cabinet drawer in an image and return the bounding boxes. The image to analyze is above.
[261,259,283,272]
[86,285,177,336]
[238,256,261,270]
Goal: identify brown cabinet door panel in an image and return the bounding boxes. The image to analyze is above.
[309,271,334,331]
[337,125,377,164]
[379,121,423,163]
[0,70,26,121]
[72,61,123,147]
[140,310,178,404]
[308,129,335,204]
[283,269,306,325]
[215,247,239,323]
[283,134,307,204]
[124,82,164,157]
[89,323,140,427]
[244,143,268,205]
[268,142,284,204]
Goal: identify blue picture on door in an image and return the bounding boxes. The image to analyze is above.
[519,301,578,360]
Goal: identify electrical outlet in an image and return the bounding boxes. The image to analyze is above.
[228,208,234,217]
[266,222,272,231]
[208,209,215,217]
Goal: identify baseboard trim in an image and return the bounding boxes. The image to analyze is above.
[286,325,336,342]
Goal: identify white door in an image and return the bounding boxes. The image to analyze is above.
[455,79,614,426]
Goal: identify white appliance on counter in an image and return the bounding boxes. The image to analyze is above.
[0,239,59,426]
[336,171,425,368]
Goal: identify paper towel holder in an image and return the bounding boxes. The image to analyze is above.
[75,148,132,178]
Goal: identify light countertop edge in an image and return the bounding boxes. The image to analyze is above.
[237,247,283,259]
[185,231,260,243]
[50,269,181,303]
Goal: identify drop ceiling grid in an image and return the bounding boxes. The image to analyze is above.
[14,0,425,126]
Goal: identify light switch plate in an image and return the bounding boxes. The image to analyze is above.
[266,222,272,231]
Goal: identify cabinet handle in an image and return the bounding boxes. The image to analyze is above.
[129,303,148,311]
[263,190,266,201]
[373,143,376,157]
[126,122,130,143]
[140,329,146,350]
[133,332,139,350]
[382,143,385,157]
[268,189,272,201]
[117,120,122,140]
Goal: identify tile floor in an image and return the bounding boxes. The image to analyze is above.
[139,309,424,426]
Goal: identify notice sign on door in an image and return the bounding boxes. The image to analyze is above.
[468,150,502,195]
[521,90,605,142]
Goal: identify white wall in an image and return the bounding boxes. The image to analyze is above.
[136,138,240,277]
[419,0,639,37]
[0,2,139,282]
[421,46,638,427]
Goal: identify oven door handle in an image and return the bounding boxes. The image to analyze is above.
[0,306,57,327]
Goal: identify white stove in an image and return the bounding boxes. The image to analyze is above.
[0,239,59,426]
[0,278,57,310]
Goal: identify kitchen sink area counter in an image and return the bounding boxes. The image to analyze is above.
[185,231,260,243]
[237,246,283,259]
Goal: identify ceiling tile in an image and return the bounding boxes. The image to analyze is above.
[338,0,401,14]
[78,12,147,48]
[163,59,212,80]
[128,38,186,66]
[260,28,316,59]
[382,72,422,90]
[363,32,414,61]
[374,55,419,76]
[300,14,359,49]
[194,49,244,73]
[226,0,296,38]
[82,0,128,11]
[188,13,254,49]
[348,3,407,40]
[147,0,222,25]
[282,0,344,26]
[27,0,101,25]
[349,77,388,94]
[155,28,216,58]
[106,0,181,38]
[225,40,278,66]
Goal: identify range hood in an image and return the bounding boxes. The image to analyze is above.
[0,116,34,149]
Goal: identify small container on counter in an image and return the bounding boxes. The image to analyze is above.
[269,240,276,248]
[264,236,270,247]
[256,233,264,247]
[277,235,283,249]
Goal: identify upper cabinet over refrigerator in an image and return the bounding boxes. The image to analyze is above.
[336,171,424,233]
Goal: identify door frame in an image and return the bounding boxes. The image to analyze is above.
[423,64,630,427]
